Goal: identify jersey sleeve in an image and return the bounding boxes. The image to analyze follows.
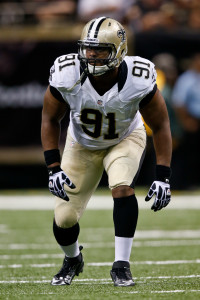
[133,56,157,94]
[125,56,157,109]
[49,85,66,103]
[139,83,157,108]
[49,54,80,95]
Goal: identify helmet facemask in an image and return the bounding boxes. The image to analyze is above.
[78,42,118,76]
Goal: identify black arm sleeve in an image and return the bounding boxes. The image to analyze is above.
[49,85,66,103]
[139,84,157,109]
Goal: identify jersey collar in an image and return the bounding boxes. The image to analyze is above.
[79,60,128,92]
[118,60,128,92]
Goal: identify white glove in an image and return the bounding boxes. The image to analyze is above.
[48,166,75,201]
[145,180,171,212]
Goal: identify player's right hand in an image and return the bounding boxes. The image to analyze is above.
[48,166,75,201]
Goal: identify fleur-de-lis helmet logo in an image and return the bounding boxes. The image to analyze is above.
[117,28,126,42]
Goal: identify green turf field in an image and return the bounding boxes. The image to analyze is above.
[0,191,199,299]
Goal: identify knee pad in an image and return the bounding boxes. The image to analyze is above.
[53,219,80,246]
[113,194,138,237]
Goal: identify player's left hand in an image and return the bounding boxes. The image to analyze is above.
[48,166,75,201]
[145,181,171,212]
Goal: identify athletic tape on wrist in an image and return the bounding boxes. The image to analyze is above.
[44,149,60,167]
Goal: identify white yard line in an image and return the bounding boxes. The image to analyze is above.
[0,274,199,295]
[0,274,199,283]
[1,229,200,240]
[0,288,199,294]
[0,239,200,251]
[133,230,200,239]
[0,274,200,295]
[0,195,199,210]
[0,259,200,267]
[0,224,8,233]
[115,290,200,294]
[87,260,200,266]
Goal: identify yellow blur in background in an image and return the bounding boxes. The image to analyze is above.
[142,69,166,136]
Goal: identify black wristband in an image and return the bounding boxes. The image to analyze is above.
[48,165,62,175]
[44,149,60,167]
[156,165,171,183]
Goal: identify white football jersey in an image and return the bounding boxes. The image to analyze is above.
[49,54,157,149]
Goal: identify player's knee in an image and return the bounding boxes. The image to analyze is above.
[54,205,78,228]
[112,185,134,198]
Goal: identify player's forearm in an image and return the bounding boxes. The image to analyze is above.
[41,119,62,167]
[152,125,172,167]
[41,119,61,151]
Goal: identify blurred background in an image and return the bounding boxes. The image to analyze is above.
[0,0,200,191]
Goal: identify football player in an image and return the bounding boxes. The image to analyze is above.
[41,16,172,287]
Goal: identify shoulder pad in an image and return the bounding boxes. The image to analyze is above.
[49,54,80,91]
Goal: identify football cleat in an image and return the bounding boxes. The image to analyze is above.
[110,261,135,287]
[51,246,84,286]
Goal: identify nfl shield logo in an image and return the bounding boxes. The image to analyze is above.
[97,99,103,106]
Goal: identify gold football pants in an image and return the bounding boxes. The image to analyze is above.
[54,126,146,228]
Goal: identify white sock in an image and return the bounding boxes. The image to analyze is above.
[115,236,133,262]
[60,240,80,258]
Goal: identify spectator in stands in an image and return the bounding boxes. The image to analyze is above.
[77,0,134,23]
[35,0,78,24]
[172,53,200,133]
[1,0,200,32]
[0,1,78,26]
[152,53,185,189]
[152,53,182,148]
[123,0,200,33]
[187,7,200,31]
[171,53,200,188]
[123,0,178,32]
[0,1,25,25]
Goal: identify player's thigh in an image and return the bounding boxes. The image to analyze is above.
[55,133,105,227]
[104,126,146,189]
